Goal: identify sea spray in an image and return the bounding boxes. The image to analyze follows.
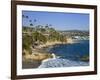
[38,58,89,68]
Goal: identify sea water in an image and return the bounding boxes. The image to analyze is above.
[39,40,89,68]
[47,40,89,61]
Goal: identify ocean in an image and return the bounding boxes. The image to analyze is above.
[46,40,89,61]
[39,40,89,68]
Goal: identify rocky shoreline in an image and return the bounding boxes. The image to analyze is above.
[22,40,89,69]
[23,41,68,61]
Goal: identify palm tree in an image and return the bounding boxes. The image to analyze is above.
[30,23,33,26]
[26,16,29,19]
[22,15,25,18]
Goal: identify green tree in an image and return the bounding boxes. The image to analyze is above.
[22,34,33,55]
[59,35,67,43]
[30,23,33,26]
[32,31,47,44]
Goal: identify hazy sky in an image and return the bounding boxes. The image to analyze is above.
[22,11,89,31]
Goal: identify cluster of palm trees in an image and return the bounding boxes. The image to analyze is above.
[22,15,67,55]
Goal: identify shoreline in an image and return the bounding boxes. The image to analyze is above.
[35,38,74,49]
[23,39,89,61]
[23,39,89,69]
[35,39,89,50]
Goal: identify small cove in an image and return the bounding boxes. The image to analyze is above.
[44,40,89,62]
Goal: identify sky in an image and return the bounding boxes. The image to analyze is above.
[22,11,89,31]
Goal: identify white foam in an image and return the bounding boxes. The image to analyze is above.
[39,58,89,68]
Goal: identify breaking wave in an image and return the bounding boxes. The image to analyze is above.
[38,58,89,68]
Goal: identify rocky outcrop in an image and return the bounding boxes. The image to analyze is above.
[24,52,53,61]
